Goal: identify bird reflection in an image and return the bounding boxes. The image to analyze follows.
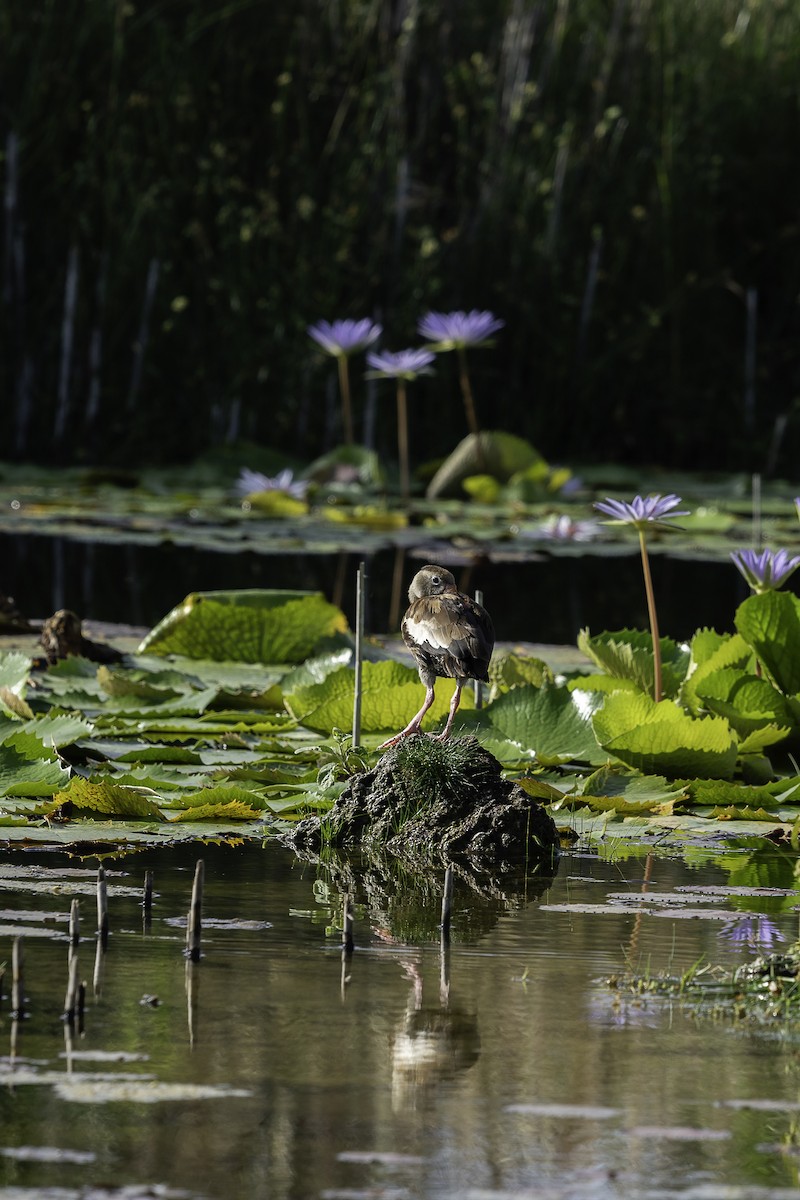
[390,954,480,1111]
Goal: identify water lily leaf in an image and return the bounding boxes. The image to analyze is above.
[161,784,268,811]
[0,687,33,718]
[138,589,348,662]
[426,431,542,498]
[692,669,793,739]
[685,779,785,811]
[319,504,407,530]
[281,649,354,692]
[566,674,640,695]
[578,628,689,698]
[582,764,687,805]
[516,776,570,804]
[462,474,503,504]
[0,651,31,696]
[592,692,738,779]
[0,733,70,796]
[489,650,554,693]
[708,805,780,822]
[96,665,181,703]
[485,684,607,764]
[680,630,753,715]
[51,777,165,820]
[736,591,800,695]
[244,490,308,517]
[284,660,467,734]
[168,799,264,822]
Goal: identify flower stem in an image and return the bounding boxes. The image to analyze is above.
[396,378,410,502]
[456,345,486,470]
[337,354,354,444]
[638,527,662,703]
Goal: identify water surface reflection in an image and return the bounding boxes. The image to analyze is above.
[2,841,800,1197]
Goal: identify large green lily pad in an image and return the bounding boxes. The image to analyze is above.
[138,589,348,662]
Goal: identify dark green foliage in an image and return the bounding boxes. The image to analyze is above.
[1,1,798,470]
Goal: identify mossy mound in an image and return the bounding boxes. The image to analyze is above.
[288,734,559,872]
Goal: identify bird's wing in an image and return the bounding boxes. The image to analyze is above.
[403,595,494,664]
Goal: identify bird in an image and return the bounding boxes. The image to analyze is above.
[380,564,494,748]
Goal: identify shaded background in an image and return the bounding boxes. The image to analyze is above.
[2,0,798,474]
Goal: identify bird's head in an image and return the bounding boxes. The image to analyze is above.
[408,565,458,601]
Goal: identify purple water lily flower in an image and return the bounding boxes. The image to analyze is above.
[418,309,504,350]
[235,467,308,500]
[307,318,382,357]
[366,348,436,380]
[593,494,688,704]
[593,493,689,528]
[731,547,800,594]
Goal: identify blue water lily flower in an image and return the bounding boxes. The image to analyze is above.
[307,318,382,357]
[307,317,382,445]
[592,493,689,704]
[366,349,435,502]
[366,348,436,380]
[418,309,504,350]
[731,547,800,594]
[593,493,689,528]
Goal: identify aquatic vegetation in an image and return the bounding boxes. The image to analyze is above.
[307,318,382,445]
[731,547,800,594]
[365,348,436,500]
[594,494,688,703]
[418,309,504,449]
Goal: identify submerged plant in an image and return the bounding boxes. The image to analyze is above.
[365,348,435,500]
[731,548,800,594]
[307,318,383,445]
[593,494,688,703]
[418,309,504,448]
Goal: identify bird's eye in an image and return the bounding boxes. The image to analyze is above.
[431,575,441,585]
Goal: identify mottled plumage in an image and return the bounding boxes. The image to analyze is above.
[380,565,494,747]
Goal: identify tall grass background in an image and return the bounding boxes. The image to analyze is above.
[1,0,797,475]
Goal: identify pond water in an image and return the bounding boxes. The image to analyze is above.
[3,839,800,1199]
[5,533,744,644]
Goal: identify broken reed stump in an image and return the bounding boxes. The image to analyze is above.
[11,937,24,1019]
[342,893,354,956]
[187,859,204,962]
[64,898,81,1023]
[143,870,154,919]
[441,866,454,944]
[97,867,109,947]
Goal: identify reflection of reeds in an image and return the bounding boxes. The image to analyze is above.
[3,1,798,469]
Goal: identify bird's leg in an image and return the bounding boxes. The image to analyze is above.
[433,682,463,742]
[378,684,437,749]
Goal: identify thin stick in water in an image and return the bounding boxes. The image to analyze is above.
[187,859,204,962]
[441,865,454,944]
[96,867,108,947]
[473,589,484,709]
[143,870,153,921]
[69,898,80,946]
[342,893,354,956]
[11,937,23,1018]
[64,947,80,1023]
[352,561,366,748]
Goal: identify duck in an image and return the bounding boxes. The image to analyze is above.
[380,564,494,748]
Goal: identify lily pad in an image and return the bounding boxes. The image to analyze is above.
[138,589,348,662]
[592,692,739,779]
